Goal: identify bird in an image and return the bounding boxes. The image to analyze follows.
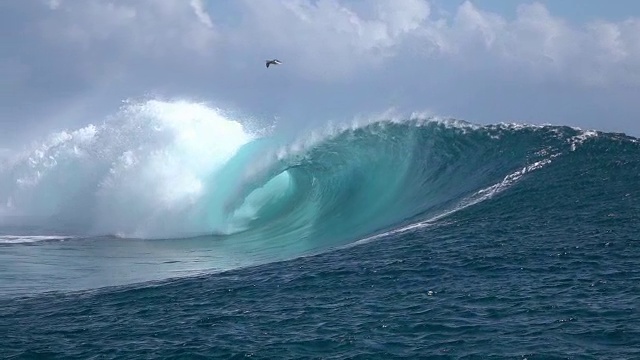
[266,59,282,68]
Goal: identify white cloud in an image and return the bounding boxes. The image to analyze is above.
[450,1,507,51]
[2,0,640,144]
[30,0,640,86]
[26,0,220,95]
[190,0,214,29]
[223,0,640,87]
[374,0,431,37]
[583,18,640,86]
[41,0,217,55]
[419,1,640,86]
[232,0,432,80]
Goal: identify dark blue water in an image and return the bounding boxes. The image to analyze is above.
[1,118,639,359]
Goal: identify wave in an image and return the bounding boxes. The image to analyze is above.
[0,99,623,256]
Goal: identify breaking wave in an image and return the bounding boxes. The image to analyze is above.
[0,99,614,255]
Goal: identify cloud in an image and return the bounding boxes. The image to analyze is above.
[224,0,640,88]
[231,0,432,80]
[190,0,214,29]
[0,0,221,145]
[40,0,217,55]
[29,0,218,91]
[20,0,640,87]
[420,1,640,87]
[1,0,640,145]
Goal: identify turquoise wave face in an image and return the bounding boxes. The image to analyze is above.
[204,121,608,257]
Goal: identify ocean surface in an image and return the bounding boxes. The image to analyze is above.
[1,100,639,359]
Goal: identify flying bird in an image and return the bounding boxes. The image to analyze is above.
[266,59,282,68]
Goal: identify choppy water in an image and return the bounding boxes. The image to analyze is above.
[1,100,639,358]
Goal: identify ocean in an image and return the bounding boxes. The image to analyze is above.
[1,100,638,359]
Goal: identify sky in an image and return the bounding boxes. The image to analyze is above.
[1,0,640,148]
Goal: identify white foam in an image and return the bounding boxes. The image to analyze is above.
[0,99,268,239]
[569,129,599,151]
[0,235,73,244]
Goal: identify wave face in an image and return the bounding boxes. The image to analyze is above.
[0,100,621,255]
